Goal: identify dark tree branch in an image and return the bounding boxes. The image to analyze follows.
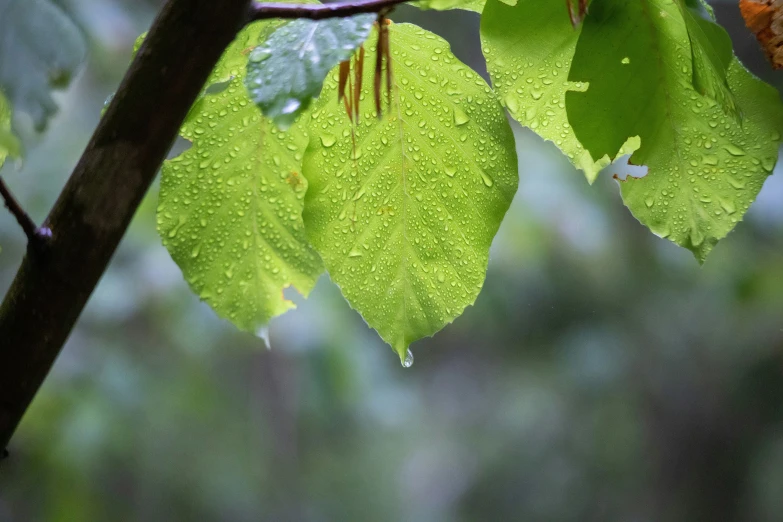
[0,176,50,248]
[247,0,413,21]
[0,0,253,453]
[0,0,411,459]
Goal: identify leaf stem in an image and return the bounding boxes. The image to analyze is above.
[0,176,50,248]
[247,0,413,22]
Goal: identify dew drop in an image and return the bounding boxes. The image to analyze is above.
[320,134,336,148]
[281,98,301,115]
[727,175,745,189]
[256,326,271,350]
[402,348,414,368]
[702,154,719,166]
[723,144,745,156]
[453,107,470,126]
[249,48,272,63]
[480,171,494,187]
[719,197,736,215]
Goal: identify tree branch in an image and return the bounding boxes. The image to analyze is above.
[0,0,252,454]
[0,0,411,459]
[247,0,413,21]
[0,176,52,248]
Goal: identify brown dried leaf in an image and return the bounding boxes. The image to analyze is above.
[567,0,589,27]
[740,0,783,69]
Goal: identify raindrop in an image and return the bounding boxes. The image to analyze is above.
[402,348,414,368]
[249,48,272,63]
[723,144,745,156]
[320,134,336,147]
[281,98,301,115]
[256,326,271,350]
[453,107,470,126]
[480,171,494,187]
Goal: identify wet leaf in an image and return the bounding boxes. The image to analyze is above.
[158,22,324,333]
[679,0,739,118]
[302,24,518,361]
[480,0,637,183]
[245,14,375,129]
[567,0,783,261]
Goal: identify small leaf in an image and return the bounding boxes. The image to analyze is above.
[158,22,324,332]
[480,0,637,183]
[245,14,375,129]
[302,24,518,361]
[0,91,21,162]
[566,0,783,261]
[0,0,86,131]
[414,0,489,13]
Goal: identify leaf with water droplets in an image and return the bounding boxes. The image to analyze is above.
[679,0,739,119]
[158,22,324,333]
[0,0,86,131]
[566,0,783,262]
[245,14,375,129]
[480,0,637,183]
[302,24,518,362]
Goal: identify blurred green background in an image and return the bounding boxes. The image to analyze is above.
[2,1,783,520]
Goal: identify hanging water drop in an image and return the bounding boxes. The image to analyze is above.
[402,348,414,368]
[256,326,271,350]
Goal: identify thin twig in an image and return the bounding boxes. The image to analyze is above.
[0,176,50,247]
[247,0,413,22]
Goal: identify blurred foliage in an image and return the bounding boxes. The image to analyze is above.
[0,0,87,131]
[1,1,783,521]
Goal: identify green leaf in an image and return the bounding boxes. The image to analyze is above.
[0,0,86,131]
[414,0,487,13]
[678,0,738,119]
[415,0,517,13]
[158,22,324,333]
[566,0,783,261]
[302,24,518,361]
[480,0,636,183]
[245,14,375,129]
[0,91,21,163]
